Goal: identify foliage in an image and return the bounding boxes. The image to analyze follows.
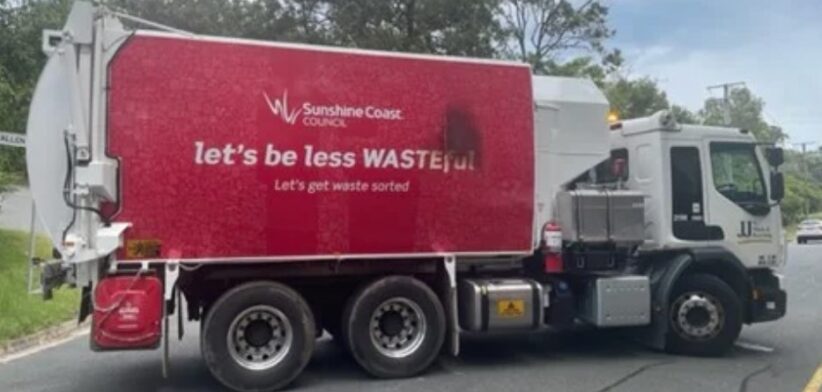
[538,56,608,86]
[788,148,822,184]
[326,0,502,57]
[499,0,619,74]
[0,228,78,343]
[781,173,822,225]
[604,77,670,119]
[128,0,619,64]
[111,0,503,57]
[780,148,822,223]
[0,165,18,193]
[671,105,698,124]
[0,0,72,175]
[602,77,703,124]
[700,87,787,143]
[109,0,330,43]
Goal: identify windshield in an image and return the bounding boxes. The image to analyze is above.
[710,142,768,210]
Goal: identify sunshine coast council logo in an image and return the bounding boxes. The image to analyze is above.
[263,90,404,129]
[263,90,301,125]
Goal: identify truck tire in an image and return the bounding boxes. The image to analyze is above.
[665,273,742,356]
[342,276,445,378]
[201,281,315,392]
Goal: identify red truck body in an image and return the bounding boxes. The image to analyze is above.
[106,33,535,261]
[21,6,787,389]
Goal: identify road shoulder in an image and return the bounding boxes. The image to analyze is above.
[0,320,88,364]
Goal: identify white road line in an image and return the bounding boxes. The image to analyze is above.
[735,341,775,353]
[0,328,89,365]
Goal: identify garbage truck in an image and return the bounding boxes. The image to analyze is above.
[26,3,787,391]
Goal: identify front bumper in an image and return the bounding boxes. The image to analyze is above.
[749,271,786,323]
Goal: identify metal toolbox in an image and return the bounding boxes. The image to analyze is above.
[557,189,609,242]
[578,275,650,327]
[556,190,645,244]
[608,191,645,243]
[459,279,543,332]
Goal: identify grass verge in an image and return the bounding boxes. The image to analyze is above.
[0,228,78,343]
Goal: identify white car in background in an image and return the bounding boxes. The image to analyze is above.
[797,219,822,244]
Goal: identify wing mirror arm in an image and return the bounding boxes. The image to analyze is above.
[770,171,785,203]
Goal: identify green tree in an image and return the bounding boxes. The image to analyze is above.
[111,0,503,56]
[540,56,608,85]
[671,105,698,124]
[0,0,72,177]
[604,77,669,119]
[499,0,620,74]
[109,0,331,43]
[781,173,822,225]
[326,0,502,56]
[700,87,787,143]
[806,150,822,184]
[780,148,822,222]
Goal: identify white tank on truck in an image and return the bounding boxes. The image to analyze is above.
[26,3,787,391]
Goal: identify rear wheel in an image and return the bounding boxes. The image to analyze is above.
[342,276,445,378]
[665,273,742,356]
[201,281,315,392]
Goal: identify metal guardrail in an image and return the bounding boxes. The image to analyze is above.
[0,131,40,294]
[27,199,43,295]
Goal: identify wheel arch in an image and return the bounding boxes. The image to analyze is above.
[637,246,753,350]
[686,247,753,322]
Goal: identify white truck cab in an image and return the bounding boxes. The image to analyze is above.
[596,111,787,353]
[612,112,786,270]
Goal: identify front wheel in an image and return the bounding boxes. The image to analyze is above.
[342,276,445,378]
[665,273,742,356]
[201,281,316,392]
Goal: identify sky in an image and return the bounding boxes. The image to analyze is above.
[608,0,821,147]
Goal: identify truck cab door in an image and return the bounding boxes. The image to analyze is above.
[702,141,783,269]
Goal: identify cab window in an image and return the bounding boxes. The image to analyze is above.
[710,142,768,214]
[671,146,723,240]
[594,148,629,183]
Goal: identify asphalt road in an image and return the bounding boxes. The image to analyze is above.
[1,244,820,392]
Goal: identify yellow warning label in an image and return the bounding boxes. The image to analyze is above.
[125,239,161,259]
[496,299,525,318]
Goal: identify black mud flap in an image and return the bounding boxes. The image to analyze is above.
[628,253,692,350]
[78,284,92,323]
[41,260,68,300]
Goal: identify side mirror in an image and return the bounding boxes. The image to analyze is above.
[770,172,785,201]
[766,147,784,167]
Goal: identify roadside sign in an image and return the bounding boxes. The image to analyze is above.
[0,131,26,148]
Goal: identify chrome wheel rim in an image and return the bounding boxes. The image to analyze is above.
[369,297,427,358]
[671,292,724,341]
[227,305,292,371]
